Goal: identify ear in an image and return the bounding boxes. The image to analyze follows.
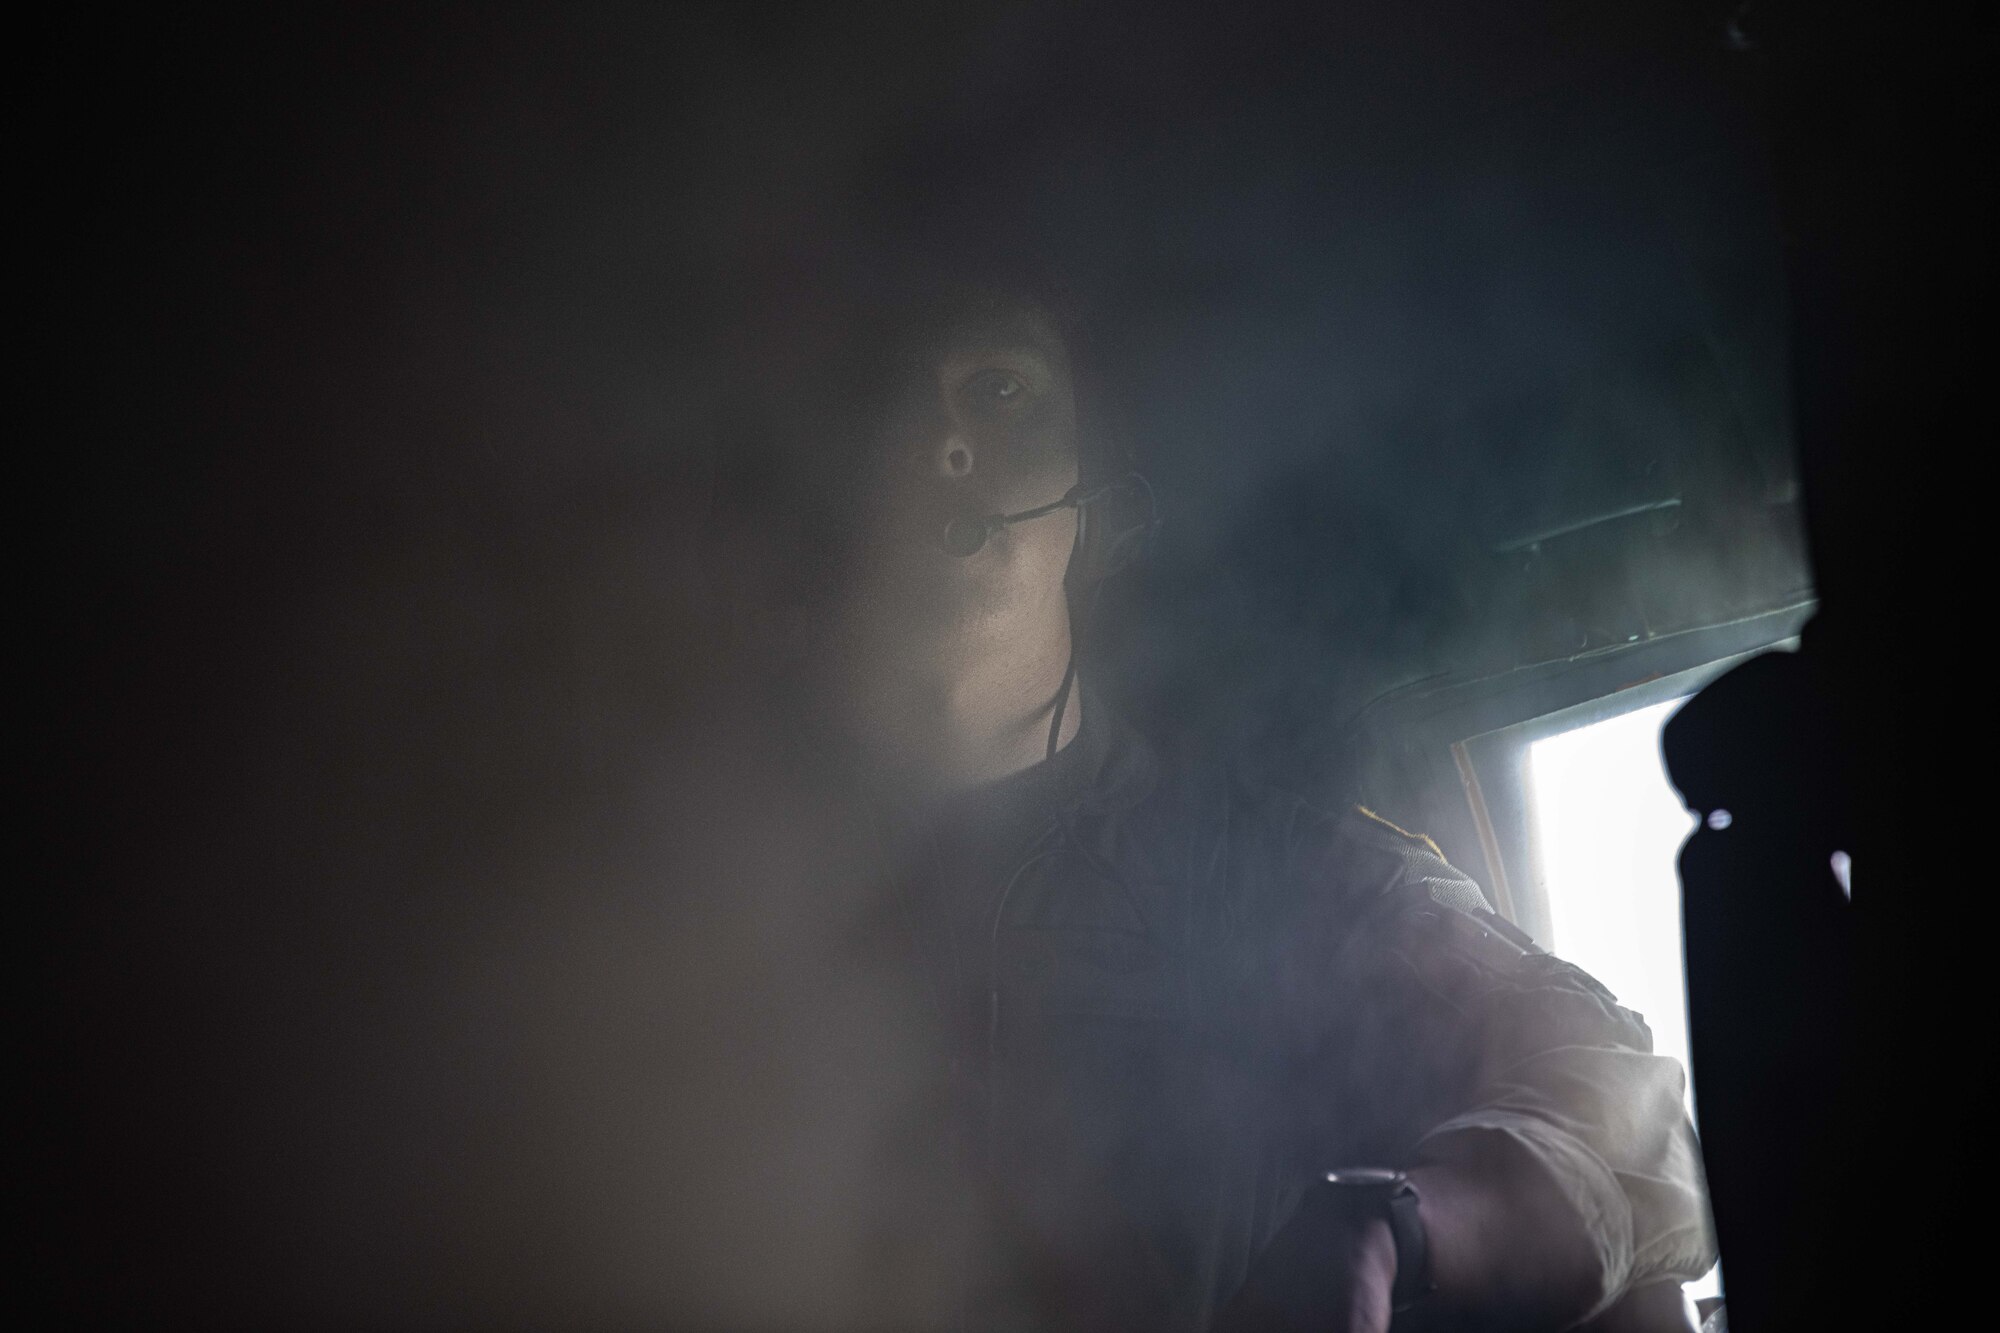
[1068,472,1159,589]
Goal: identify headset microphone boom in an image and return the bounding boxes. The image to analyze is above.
[938,479,1136,558]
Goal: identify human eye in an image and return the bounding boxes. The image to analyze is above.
[959,368,1032,416]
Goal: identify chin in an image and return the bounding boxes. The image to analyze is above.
[842,585,1015,673]
[839,527,1062,655]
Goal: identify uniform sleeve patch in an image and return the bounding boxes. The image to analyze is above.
[1352,804,1448,862]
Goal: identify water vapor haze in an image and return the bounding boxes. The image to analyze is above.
[31,3,1807,1326]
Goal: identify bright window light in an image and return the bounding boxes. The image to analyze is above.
[1526,696,1720,1306]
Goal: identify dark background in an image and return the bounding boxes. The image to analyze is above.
[26,2,1906,1327]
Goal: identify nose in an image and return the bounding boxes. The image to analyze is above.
[933,433,975,480]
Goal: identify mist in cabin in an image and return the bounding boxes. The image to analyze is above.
[30,4,1810,1328]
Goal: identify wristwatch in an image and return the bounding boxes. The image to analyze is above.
[1310,1168,1436,1312]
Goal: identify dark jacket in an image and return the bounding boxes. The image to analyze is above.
[899,697,1716,1332]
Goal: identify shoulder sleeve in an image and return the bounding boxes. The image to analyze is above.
[1268,804,1718,1310]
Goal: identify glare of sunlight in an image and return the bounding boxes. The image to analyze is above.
[1527,696,1720,1305]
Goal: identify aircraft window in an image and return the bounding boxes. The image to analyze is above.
[1524,695,1722,1307]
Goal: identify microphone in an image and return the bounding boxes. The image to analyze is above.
[938,485,1092,558]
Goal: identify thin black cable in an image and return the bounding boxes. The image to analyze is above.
[881,472,1162,1330]
[985,476,1168,1064]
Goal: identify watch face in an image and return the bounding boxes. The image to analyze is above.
[1322,1168,1405,1189]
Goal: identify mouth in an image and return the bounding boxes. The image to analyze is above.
[939,512,994,558]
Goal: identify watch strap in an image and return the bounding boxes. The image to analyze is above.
[1315,1169,1437,1312]
[1383,1180,1434,1311]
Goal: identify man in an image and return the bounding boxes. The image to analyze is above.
[741,271,1716,1332]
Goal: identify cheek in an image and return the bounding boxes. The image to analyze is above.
[994,507,1080,587]
[986,426,1078,505]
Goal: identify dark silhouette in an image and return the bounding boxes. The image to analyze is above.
[1666,3,1949,1328]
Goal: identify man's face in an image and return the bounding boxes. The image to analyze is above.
[829,295,1082,670]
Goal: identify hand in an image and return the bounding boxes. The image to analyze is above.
[1210,1196,1397,1333]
